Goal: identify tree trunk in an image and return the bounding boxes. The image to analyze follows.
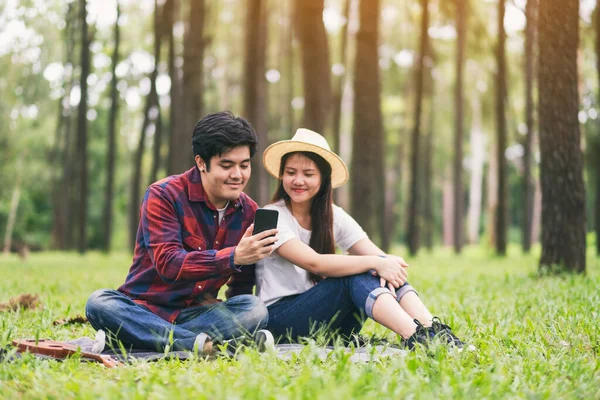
[467,93,485,244]
[405,0,429,256]
[76,0,90,253]
[181,0,205,160]
[382,139,403,252]
[495,0,508,255]
[538,0,585,272]
[486,130,498,247]
[422,119,434,250]
[3,157,23,255]
[594,4,600,256]
[443,173,454,246]
[453,0,466,253]
[331,0,351,155]
[522,0,538,253]
[149,0,164,186]
[293,0,331,133]
[351,0,385,242]
[166,0,187,175]
[130,3,162,249]
[102,1,121,253]
[51,3,75,250]
[244,0,269,206]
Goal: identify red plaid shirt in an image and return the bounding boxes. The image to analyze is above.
[118,167,258,322]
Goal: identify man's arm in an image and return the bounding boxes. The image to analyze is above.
[142,185,239,283]
[225,264,256,298]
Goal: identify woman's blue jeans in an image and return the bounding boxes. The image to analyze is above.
[266,272,416,343]
[85,289,269,351]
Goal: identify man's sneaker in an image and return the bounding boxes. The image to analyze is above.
[252,329,275,352]
[403,319,434,350]
[430,317,475,351]
[194,329,275,356]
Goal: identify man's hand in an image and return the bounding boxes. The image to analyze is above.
[233,225,279,266]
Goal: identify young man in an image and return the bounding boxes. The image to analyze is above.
[86,111,278,352]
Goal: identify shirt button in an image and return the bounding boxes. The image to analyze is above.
[197,285,202,289]
[198,246,202,250]
[215,241,219,245]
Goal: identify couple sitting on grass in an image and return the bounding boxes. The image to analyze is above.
[86,111,470,354]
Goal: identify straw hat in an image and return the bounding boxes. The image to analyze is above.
[262,128,349,188]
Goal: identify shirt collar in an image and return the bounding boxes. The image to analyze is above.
[186,166,245,211]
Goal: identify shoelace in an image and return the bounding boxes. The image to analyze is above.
[431,318,464,345]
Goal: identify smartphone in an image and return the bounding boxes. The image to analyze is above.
[252,209,279,235]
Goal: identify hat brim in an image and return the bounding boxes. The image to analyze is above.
[262,141,349,189]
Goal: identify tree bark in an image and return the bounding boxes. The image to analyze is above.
[149,0,165,185]
[244,0,269,206]
[495,0,508,255]
[594,4,600,256]
[453,0,466,253]
[467,92,485,244]
[443,173,454,246]
[181,0,205,162]
[331,0,351,155]
[293,0,331,133]
[166,0,187,175]
[51,3,75,250]
[522,0,538,253]
[76,0,91,253]
[351,0,385,242]
[3,157,23,255]
[129,3,162,250]
[102,1,121,252]
[406,0,429,256]
[538,0,586,272]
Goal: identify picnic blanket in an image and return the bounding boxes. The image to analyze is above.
[2,336,406,366]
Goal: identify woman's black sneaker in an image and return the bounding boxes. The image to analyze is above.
[403,319,434,350]
[430,317,475,351]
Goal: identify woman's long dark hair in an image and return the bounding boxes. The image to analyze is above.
[272,151,335,283]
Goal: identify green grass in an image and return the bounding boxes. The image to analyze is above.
[1,246,599,399]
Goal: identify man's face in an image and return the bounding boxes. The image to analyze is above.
[196,146,251,208]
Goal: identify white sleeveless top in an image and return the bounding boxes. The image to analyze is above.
[255,199,367,306]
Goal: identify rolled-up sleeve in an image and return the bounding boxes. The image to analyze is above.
[142,186,237,283]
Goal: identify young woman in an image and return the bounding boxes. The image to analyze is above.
[255,129,470,350]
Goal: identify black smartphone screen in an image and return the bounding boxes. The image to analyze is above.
[252,209,279,235]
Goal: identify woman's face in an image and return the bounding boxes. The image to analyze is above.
[282,153,322,205]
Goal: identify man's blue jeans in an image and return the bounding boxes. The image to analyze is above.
[266,272,417,342]
[85,289,269,351]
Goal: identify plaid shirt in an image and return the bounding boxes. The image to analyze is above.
[118,167,258,323]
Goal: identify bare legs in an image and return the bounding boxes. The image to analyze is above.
[371,291,434,339]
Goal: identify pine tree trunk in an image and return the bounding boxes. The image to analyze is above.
[149,0,164,186]
[294,0,331,133]
[495,0,508,255]
[351,0,385,241]
[405,0,429,256]
[166,0,187,175]
[76,0,90,253]
[538,0,586,272]
[181,0,205,160]
[594,4,600,256]
[3,157,23,255]
[443,174,454,246]
[522,0,538,253]
[467,93,484,244]
[453,0,466,253]
[244,0,269,206]
[102,1,121,253]
[331,0,351,155]
[129,3,162,250]
[51,3,75,250]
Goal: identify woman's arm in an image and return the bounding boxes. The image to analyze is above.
[275,238,407,287]
[347,238,409,268]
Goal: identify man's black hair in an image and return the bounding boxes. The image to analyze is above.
[192,111,258,171]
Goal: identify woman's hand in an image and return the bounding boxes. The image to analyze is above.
[374,256,408,289]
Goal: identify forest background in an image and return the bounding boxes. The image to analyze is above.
[0,0,597,272]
